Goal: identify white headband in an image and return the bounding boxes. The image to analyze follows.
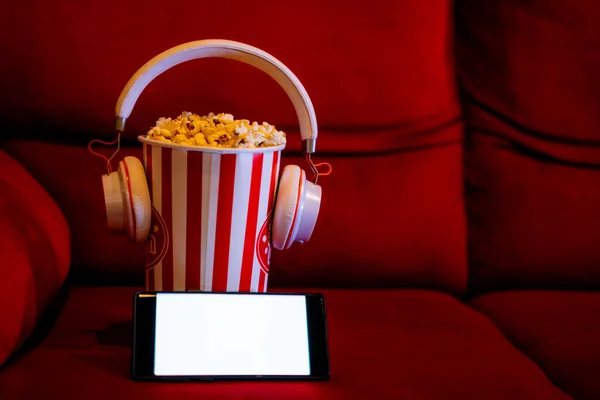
[115,39,318,153]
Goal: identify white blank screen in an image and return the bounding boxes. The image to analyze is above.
[154,293,310,376]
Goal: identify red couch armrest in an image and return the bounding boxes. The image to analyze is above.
[0,149,71,365]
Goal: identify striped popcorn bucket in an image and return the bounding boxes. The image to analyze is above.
[141,140,282,293]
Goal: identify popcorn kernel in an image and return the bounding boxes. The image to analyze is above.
[146,112,286,149]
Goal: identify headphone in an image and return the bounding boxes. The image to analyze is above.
[101,39,322,251]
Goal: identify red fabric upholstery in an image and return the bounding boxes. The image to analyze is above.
[0,0,459,155]
[471,291,600,400]
[0,0,467,294]
[3,138,467,294]
[0,150,70,365]
[2,0,599,396]
[0,287,570,399]
[456,0,600,292]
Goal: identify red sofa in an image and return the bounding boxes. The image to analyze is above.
[1,0,599,398]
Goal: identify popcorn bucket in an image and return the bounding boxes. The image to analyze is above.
[105,39,321,294]
[142,140,283,293]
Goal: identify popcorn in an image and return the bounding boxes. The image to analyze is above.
[146,112,287,149]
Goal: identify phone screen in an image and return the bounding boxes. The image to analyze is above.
[154,293,310,376]
[131,292,329,381]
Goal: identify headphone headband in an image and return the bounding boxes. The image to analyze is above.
[115,39,317,153]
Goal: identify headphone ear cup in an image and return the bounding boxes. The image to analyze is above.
[272,165,303,251]
[271,164,322,250]
[120,157,152,243]
[102,157,151,243]
[294,178,321,244]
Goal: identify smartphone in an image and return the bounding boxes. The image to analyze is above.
[131,291,329,381]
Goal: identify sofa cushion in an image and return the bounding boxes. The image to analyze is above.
[0,287,570,399]
[0,0,460,155]
[471,291,600,400]
[463,133,600,293]
[0,150,71,366]
[456,0,600,292]
[3,139,467,295]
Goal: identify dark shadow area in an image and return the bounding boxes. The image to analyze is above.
[86,320,133,348]
[70,269,145,287]
[78,321,134,379]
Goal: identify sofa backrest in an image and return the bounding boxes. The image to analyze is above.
[456,0,600,294]
[0,0,466,294]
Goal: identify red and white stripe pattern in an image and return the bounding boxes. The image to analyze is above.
[143,143,281,292]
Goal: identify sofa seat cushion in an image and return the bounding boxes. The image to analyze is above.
[0,287,569,399]
[0,150,71,366]
[471,291,600,400]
